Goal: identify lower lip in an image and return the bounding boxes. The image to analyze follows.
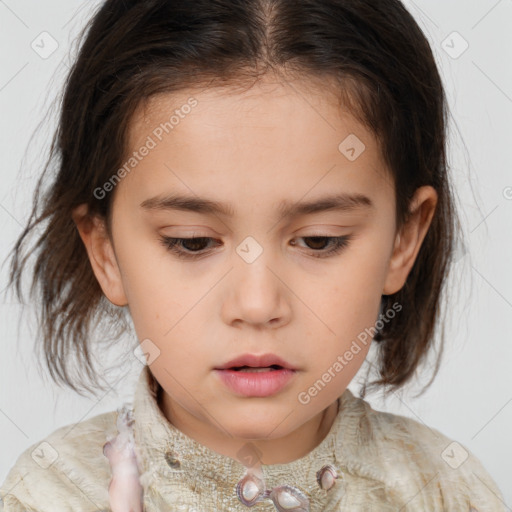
[214,368,296,397]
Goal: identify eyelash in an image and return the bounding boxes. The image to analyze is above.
[158,235,353,260]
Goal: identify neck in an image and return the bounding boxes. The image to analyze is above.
[157,387,340,466]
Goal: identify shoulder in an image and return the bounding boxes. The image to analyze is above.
[338,390,507,511]
[1,410,119,512]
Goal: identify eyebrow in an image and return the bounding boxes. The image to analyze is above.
[140,192,374,219]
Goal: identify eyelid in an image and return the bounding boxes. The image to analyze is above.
[158,234,353,261]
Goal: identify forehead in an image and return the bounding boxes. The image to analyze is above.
[120,77,393,213]
[134,73,344,121]
[129,75,366,149]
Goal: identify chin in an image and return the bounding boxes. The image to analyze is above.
[220,410,298,439]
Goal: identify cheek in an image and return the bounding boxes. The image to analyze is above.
[314,243,388,313]
[309,282,381,353]
[113,236,189,338]
[301,245,389,358]
[302,287,378,392]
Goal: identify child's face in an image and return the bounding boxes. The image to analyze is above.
[77,76,436,457]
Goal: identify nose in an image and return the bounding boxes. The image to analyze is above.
[221,248,292,329]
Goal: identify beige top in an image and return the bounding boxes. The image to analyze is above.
[0,365,506,511]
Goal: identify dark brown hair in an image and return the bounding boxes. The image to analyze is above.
[6,0,461,398]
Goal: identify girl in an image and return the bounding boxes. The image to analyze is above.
[0,0,506,510]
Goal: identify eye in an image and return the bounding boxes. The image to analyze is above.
[291,236,353,258]
[159,235,353,260]
[159,236,219,260]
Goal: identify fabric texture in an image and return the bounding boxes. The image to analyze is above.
[0,365,506,511]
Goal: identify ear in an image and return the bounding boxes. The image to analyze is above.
[71,204,128,307]
[382,186,438,296]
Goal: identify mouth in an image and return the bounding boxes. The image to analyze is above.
[214,361,297,397]
[214,353,297,371]
[228,365,284,373]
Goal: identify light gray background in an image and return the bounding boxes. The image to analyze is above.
[1,0,511,507]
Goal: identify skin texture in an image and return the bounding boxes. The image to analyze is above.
[72,75,437,467]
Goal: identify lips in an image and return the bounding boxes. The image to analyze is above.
[214,353,296,371]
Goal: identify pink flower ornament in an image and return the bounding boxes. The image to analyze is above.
[103,405,144,512]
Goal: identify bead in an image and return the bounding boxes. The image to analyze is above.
[269,485,309,512]
[164,450,181,469]
[316,464,339,491]
[236,473,265,506]
[242,480,260,501]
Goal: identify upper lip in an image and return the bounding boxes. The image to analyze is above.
[214,353,296,370]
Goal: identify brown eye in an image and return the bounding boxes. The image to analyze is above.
[302,236,331,250]
[159,236,219,259]
[291,235,353,258]
[178,237,211,252]
[159,235,353,261]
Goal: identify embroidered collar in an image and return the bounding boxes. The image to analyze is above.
[125,365,377,511]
